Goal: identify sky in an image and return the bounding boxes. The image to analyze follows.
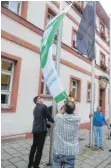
[99,0,111,15]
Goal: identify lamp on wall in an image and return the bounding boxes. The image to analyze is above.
[99,76,109,90]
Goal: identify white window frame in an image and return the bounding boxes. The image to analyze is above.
[71,79,78,99]
[88,84,91,101]
[73,31,77,49]
[100,23,105,34]
[1,58,14,108]
[41,78,50,96]
[100,53,105,65]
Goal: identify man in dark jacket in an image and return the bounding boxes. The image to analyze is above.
[28,96,54,168]
[47,106,53,129]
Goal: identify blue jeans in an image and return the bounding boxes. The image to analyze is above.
[53,152,75,168]
[93,126,104,147]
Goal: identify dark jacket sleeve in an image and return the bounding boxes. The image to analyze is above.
[44,105,54,123]
[48,106,52,116]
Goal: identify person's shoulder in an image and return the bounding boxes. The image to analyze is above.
[48,106,52,111]
[55,113,63,120]
[39,104,47,111]
[48,105,52,109]
[73,113,81,121]
[56,113,62,117]
[41,104,47,108]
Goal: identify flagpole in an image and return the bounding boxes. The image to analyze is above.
[89,1,96,148]
[56,2,62,74]
[48,1,63,165]
[109,14,111,128]
[90,59,95,148]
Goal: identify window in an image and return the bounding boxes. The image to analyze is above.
[76,1,83,8]
[47,8,57,40]
[72,1,83,14]
[71,80,78,99]
[100,22,106,40]
[70,77,81,101]
[1,1,20,14]
[1,52,21,113]
[100,52,105,66]
[100,22,105,34]
[100,52,107,71]
[87,83,96,103]
[1,58,14,108]
[72,30,77,49]
[47,8,56,24]
[40,75,51,96]
[87,83,91,102]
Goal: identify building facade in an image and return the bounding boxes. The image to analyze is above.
[1,1,110,138]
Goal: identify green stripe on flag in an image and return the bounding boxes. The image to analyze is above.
[40,12,65,69]
[54,91,68,103]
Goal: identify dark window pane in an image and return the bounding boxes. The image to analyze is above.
[73,80,77,86]
[1,94,9,104]
[46,85,50,95]
[88,84,91,90]
[73,32,77,48]
[73,40,75,48]
[1,74,11,90]
[100,100,102,107]
[2,60,13,71]
[40,81,44,94]
[47,9,56,23]
[47,13,53,21]
[1,1,9,7]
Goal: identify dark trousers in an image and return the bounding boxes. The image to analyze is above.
[28,132,46,168]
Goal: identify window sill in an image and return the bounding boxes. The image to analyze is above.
[75,100,81,103]
[1,105,12,110]
[2,6,19,15]
[40,95,53,101]
[72,46,78,51]
[96,30,109,46]
[1,106,16,113]
[100,67,107,72]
